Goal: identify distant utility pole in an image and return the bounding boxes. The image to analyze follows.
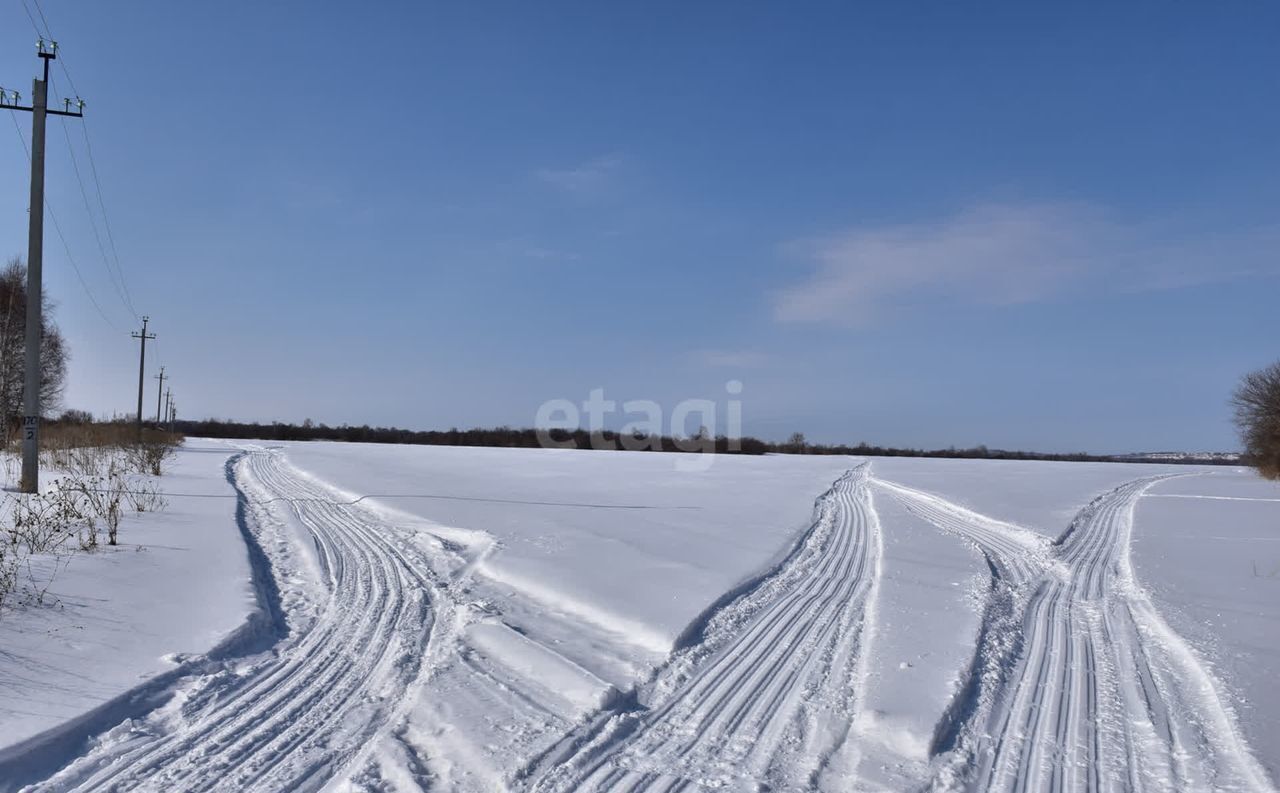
[3,40,86,493]
[132,316,155,434]
[164,387,172,430]
[168,399,176,434]
[154,366,167,425]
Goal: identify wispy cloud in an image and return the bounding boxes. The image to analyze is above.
[535,155,622,194]
[774,203,1280,325]
[485,239,582,264]
[690,349,772,369]
[522,246,581,261]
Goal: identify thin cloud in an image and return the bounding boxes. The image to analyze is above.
[773,203,1280,326]
[691,350,772,369]
[522,246,580,261]
[535,155,622,194]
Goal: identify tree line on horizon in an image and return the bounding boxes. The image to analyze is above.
[160,417,1239,466]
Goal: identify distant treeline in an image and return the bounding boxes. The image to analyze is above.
[169,418,1237,466]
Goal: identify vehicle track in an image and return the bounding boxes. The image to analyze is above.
[876,475,1274,793]
[29,449,445,793]
[870,478,1049,586]
[531,464,882,792]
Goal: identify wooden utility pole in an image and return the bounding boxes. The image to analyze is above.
[3,40,85,493]
[132,316,154,435]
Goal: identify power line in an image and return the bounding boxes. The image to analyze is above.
[57,113,133,315]
[16,0,139,318]
[7,109,122,332]
[73,119,136,317]
[28,0,53,42]
[17,0,44,40]
[45,212,120,330]
[50,66,137,317]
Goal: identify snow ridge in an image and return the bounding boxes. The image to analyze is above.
[528,463,883,792]
[876,474,1276,793]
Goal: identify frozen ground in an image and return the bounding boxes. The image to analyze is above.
[0,441,1275,792]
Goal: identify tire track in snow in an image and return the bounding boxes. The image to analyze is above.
[870,479,1049,586]
[29,449,449,793]
[530,464,882,792]
[875,475,1275,793]
[870,477,1052,773]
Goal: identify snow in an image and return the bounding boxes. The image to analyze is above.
[1,440,1276,792]
[848,496,987,790]
[274,441,852,651]
[1133,470,1280,784]
[464,620,616,713]
[0,440,250,751]
[868,456,1218,535]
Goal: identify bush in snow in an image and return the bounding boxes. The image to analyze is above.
[1,428,177,612]
[1233,360,1280,480]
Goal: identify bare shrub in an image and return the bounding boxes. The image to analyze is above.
[0,549,66,610]
[16,552,68,607]
[0,537,17,610]
[61,465,126,547]
[1233,361,1280,481]
[2,488,82,609]
[123,438,176,477]
[11,487,83,553]
[125,479,166,513]
[1,423,180,613]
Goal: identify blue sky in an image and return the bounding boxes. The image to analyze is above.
[1,1,1277,452]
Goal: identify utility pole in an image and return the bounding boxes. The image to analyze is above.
[132,316,154,435]
[164,387,172,431]
[169,399,176,434]
[154,366,166,425]
[4,40,86,493]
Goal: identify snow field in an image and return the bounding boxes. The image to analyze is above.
[2,442,1277,792]
[1133,472,1280,785]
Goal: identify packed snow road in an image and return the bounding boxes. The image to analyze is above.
[528,464,882,792]
[876,474,1274,793]
[23,449,460,793]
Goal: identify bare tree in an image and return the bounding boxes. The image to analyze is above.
[0,258,69,440]
[1232,361,1280,480]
